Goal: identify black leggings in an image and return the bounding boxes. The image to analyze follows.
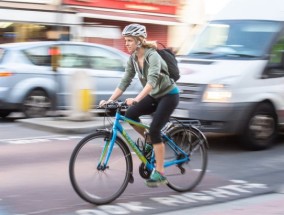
[125,93,179,144]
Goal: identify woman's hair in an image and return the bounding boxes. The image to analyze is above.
[137,36,158,49]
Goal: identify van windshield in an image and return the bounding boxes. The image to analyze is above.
[188,20,282,59]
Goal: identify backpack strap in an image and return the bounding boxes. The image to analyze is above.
[157,42,166,49]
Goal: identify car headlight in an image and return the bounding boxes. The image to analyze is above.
[202,84,232,102]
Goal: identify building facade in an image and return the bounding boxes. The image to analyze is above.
[0,0,80,43]
[0,0,184,52]
[62,0,182,52]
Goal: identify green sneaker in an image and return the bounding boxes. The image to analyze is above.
[145,170,168,187]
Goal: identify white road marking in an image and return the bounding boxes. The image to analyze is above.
[75,180,269,215]
[0,135,83,145]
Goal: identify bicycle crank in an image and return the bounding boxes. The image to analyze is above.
[177,154,186,174]
[177,165,186,174]
[139,163,151,179]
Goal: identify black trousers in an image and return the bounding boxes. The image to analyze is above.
[125,93,179,144]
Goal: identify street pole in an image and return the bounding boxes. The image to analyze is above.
[51,0,63,116]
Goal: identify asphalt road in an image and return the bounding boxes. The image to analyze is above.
[0,115,284,215]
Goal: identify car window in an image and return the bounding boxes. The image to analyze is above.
[269,37,284,64]
[189,20,281,59]
[24,46,51,66]
[58,45,90,68]
[86,46,125,71]
[264,33,284,78]
[58,45,125,71]
[0,48,5,64]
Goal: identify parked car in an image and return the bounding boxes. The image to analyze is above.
[173,0,284,150]
[0,41,142,118]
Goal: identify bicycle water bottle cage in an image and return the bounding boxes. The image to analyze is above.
[136,138,145,152]
[143,131,151,144]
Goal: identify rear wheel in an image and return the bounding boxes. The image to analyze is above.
[165,126,208,192]
[22,89,52,118]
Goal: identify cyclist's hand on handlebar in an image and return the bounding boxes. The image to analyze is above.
[99,99,113,108]
[125,98,138,106]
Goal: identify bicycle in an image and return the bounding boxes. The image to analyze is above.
[69,101,209,205]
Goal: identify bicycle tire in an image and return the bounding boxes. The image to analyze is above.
[164,126,208,192]
[69,130,132,205]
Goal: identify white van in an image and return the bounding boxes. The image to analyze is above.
[173,0,284,150]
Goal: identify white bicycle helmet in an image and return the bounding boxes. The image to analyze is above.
[122,24,147,38]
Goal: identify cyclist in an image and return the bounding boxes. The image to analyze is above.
[99,23,179,187]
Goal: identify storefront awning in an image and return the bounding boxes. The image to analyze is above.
[75,8,182,26]
[0,8,79,25]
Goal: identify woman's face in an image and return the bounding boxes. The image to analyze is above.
[124,36,138,54]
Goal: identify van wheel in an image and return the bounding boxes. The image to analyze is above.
[241,103,277,150]
[0,111,11,118]
[22,89,52,118]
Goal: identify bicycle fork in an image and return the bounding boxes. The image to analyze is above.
[96,129,117,171]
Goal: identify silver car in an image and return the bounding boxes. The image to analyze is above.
[0,41,141,118]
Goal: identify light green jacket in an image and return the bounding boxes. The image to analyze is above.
[118,48,176,98]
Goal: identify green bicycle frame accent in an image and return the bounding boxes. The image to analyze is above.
[99,111,190,171]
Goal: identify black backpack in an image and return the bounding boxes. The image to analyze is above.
[157,43,180,82]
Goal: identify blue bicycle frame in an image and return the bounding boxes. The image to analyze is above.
[99,111,190,171]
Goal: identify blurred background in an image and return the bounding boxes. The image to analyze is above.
[1,2,284,215]
[0,0,230,54]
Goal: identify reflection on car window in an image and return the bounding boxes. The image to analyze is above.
[265,34,284,78]
[58,45,125,71]
[24,46,50,66]
[86,46,125,71]
[0,48,5,63]
[59,45,89,68]
[269,37,284,64]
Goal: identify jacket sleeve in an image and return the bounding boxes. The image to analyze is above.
[117,57,136,92]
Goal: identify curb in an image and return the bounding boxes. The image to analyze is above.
[17,117,109,134]
[17,116,153,134]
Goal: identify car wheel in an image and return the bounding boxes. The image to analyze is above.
[0,111,11,118]
[241,102,278,150]
[23,89,52,118]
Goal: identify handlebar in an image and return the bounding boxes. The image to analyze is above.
[96,101,129,111]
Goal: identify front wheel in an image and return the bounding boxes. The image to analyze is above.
[69,131,132,205]
[22,89,52,118]
[0,110,11,118]
[165,126,208,192]
[241,102,278,150]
